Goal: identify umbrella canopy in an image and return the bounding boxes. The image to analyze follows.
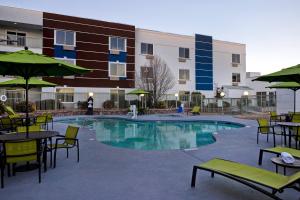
[0,49,91,137]
[267,82,300,113]
[0,50,91,77]
[253,64,300,83]
[127,89,149,95]
[0,77,56,89]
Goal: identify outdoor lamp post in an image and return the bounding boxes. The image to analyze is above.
[175,93,179,108]
[140,94,144,108]
[243,91,249,112]
[220,92,225,113]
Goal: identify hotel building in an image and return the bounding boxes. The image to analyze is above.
[0,5,247,107]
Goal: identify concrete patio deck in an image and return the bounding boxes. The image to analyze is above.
[0,115,299,200]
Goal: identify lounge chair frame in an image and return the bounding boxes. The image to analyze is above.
[191,164,300,200]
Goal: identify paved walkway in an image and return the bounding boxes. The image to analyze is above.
[0,115,299,200]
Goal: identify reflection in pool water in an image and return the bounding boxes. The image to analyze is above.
[58,118,243,150]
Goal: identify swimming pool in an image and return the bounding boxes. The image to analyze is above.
[57,117,244,150]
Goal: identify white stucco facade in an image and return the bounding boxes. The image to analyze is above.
[135,28,247,98]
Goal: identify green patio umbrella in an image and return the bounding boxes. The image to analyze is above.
[127,89,149,109]
[253,64,300,83]
[267,82,300,113]
[0,48,91,137]
[0,77,56,89]
[127,89,150,95]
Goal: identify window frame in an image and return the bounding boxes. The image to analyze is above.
[179,47,190,59]
[6,30,26,46]
[179,69,190,81]
[54,29,76,47]
[232,54,241,64]
[109,36,127,52]
[109,61,127,77]
[141,42,153,55]
[232,73,241,83]
[140,66,154,79]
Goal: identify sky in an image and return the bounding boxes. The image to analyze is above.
[1,0,299,75]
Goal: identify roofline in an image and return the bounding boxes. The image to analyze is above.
[0,5,135,27]
[136,28,245,46]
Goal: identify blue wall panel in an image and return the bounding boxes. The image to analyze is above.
[196,70,213,77]
[195,49,212,58]
[54,45,76,59]
[195,34,213,91]
[108,52,127,62]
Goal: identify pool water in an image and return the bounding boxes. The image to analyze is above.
[58,118,243,150]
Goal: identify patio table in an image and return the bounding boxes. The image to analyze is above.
[277,122,300,148]
[0,131,59,172]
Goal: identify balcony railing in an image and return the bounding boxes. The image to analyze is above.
[0,33,42,49]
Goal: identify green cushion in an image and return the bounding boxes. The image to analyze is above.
[5,106,16,116]
[257,119,270,134]
[264,147,300,158]
[17,125,42,133]
[198,158,298,190]
[191,106,200,113]
[5,140,37,163]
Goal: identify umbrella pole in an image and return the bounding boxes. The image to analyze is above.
[294,90,296,114]
[25,77,29,138]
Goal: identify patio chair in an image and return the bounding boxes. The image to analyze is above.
[258,146,300,165]
[191,158,300,200]
[16,125,42,133]
[257,118,277,146]
[3,106,21,118]
[190,106,200,115]
[46,113,53,130]
[291,118,300,148]
[0,117,14,132]
[270,111,281,124]
[48,125,79,168]
[34,115,47,130]
[0,139,42,188]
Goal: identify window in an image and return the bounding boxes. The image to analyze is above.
[141,43,153,55]
[55,30,75,46]
[109,62,126,77]
[7,31,26,46]
[56,88,74,102]
[232,73,241,83]
[109,36,126,51]
[179,47,189,59]
[179,69,190,81]
[232,54,240,63]
[140,66,153,79]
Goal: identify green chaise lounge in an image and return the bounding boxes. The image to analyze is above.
[191,158,300,200]
[259,147,300,165]
[190,106,200,115]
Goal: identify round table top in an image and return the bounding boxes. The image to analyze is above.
[271,157,300,168]
[0,131,59,142]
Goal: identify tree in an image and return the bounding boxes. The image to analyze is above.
[136,56,175,107]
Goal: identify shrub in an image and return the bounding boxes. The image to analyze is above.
[166,100,181,108]
[35,99,62,110]
[154,101,166,109]
[77,101,88,109]
[15,101,36,113]
[103,100,115,109]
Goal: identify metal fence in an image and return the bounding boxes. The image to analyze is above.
[0,90,276,114]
